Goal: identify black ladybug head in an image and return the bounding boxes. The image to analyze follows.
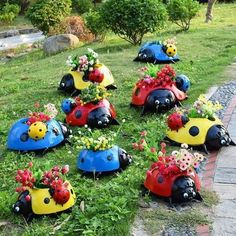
[172,176,202,203]
[118,148,132,169]
[205,125,235,150]
[87,107,114,128]
[12,190,32,216]
[58,122,72,138]
[143,89,176,114]
[136,48,154,62]
[59,74,75,93]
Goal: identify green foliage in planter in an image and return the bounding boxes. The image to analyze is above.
[167,0,200,31]
[0,3,20,24]
[101,0,167,45]
[27,0,72,35]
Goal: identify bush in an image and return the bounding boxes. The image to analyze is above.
[167,0,200,31]
[101,0,167,45]
[72,0,93,14]
[0,3,20,24]
[49,16,95,42]
[85,10,107,41]
[27,0,72,35]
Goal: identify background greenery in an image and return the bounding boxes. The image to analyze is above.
[0,3,236,235]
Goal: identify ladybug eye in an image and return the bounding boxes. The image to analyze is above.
[221,139,226,145]
[98,121,102,125]
[155,100,160,105]
[165,99,170,104]
[183,193,188,198]
[193,192,196,197]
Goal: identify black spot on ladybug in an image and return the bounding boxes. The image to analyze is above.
[70,189,74,194]
[35,136,38,139]
[174,49,176,51]
[157,175,164,183]
[39,129,42,132]
[81,158,84,163]
[20,133,29,142]
[135,88,140,96]
[75,110,82,119]
[189,126,199,136]
[34,123,37,126]
[107,155,112,161]
[44,197,50,204]
[57,189,60,192]
[169,45,172,47]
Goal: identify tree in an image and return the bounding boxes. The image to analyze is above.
[205,0,217,23]
[167,0,200,31]
[27,0,72,35]
[101,0,167,45]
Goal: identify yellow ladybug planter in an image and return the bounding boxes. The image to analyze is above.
[13,163,76,222]
[165,96,236,153]
[58,48,116,96]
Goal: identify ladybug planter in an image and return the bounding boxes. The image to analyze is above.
[58,48,116,96]
[13,164,76,222]
[61,84,119,128]
[144,144,203,203]
[134,40,179,64]
[131,65,189,115]
[77,145,132,174]
[165,96,236,153]
[7,104,71,153]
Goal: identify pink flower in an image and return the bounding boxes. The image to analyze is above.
[138,144,144,151]
[193,162,199,168]
[61,165,70,175]
[140,131,147,137]
[28,162,33,168]
[132,143,139,150]
[179,163,187,171]
[150,147,156,153]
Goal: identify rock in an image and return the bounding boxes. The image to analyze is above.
[43,34,79,55]
[6,53,15,59]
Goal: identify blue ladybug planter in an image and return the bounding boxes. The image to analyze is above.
[7,118,71,152]
[77,145,132,173]
[134,41,180,64]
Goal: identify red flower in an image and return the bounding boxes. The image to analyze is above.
[150,147,156,153]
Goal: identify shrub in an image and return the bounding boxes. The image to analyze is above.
[167,0,200,31]
[27,0,72,35]
[101,0,167,45]
[85,10,107,41]
[49,16,95,42]
[72,0,94,14]
[0,3,20,24]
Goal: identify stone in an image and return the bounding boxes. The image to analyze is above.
[213,183,236,200]
[43,34,79,55]
[216,146,236,168]
[214,199,236,218]
[212,217,236,236]
[214,167,236,184]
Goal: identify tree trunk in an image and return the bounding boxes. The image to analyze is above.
[205,0,217,23]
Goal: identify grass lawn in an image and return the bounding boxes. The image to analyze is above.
[0,3,236,235]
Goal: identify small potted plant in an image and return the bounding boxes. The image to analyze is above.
[144,143,204,203]
[7,103,71,152]
[58,48,116,95]
[166,95,235,152]
[134,38,180,64]
[74,128,132,174]
[61,83,119,128]
[131,64,190,115]
[12,162,76,222]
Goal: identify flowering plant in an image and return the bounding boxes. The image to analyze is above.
[149,143,204,177]
[163,37,177,46]
[78,83,111,105]
[27,103,58,125]
[187,95,222,120]
[66,48,99,73]
[137,65,177,87]
[15,162,70,193]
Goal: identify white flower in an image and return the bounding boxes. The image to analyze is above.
[68,151,72,154]
[122,119,126,123]
[84,124,88,128]
[88,128,91,132]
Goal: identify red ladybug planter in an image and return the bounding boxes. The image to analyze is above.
[61,98,119,128]
[131,65,189,115]
[144,167,201,203]
[143,144,204,203]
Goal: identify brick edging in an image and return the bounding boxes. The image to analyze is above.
[196,94,236,236]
